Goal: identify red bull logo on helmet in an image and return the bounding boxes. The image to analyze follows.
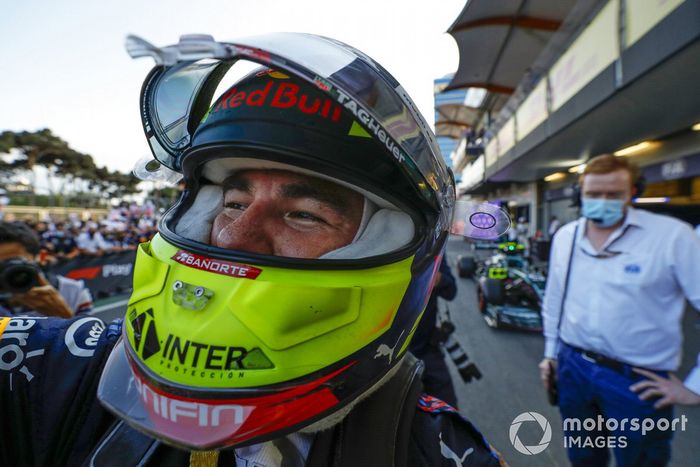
[211,75,343,122]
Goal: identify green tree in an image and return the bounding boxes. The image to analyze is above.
[0,129,140,207]
[0,129,79,205]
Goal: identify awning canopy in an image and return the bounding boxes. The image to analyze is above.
[435,122,467,139]
[446,0,577,94]
[434,103,480,139]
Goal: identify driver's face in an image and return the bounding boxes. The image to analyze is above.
[210,170,364,258]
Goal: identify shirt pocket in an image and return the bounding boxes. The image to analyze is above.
[609,253,654,286]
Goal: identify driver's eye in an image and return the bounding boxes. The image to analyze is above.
[224,202,247,211]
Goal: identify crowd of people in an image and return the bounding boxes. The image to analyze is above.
[18,201,160,263]
[0,201,160,318]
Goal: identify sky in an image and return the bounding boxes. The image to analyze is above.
[0,0,464,174]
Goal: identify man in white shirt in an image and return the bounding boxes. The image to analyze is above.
[75,226,111,255]
[548,215,561,239]
[539,154,700,466]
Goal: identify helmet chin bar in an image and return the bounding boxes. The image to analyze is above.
[99,339,356,450]
[98,331,412,450]
[299,354,406,433]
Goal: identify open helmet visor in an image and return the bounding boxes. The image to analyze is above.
[129,33,453,218]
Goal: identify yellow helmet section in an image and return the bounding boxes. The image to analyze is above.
[125,234,413,388]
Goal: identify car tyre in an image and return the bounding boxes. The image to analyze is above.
[457,256,477,278]
[480,277,505,305]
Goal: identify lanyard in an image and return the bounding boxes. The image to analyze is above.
[557,223,579,333]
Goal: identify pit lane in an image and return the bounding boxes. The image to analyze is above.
[444,236,700,466]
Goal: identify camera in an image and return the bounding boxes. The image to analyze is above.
[431,318,483,384]
[430,319,456,346]
[0,258,41,294]
[443,334,483,383]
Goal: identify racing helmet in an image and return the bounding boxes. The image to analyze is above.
[98,33,455,450]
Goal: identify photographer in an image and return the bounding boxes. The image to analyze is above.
[0,221,92,318]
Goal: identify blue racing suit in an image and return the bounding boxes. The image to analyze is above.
[0,313,506,466]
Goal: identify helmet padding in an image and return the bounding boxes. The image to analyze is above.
[175,185,223,243]
[174,182,414,259]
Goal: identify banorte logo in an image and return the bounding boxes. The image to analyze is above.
[509,411,552,455]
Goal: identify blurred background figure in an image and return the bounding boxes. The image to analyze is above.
[515,216,530,249]
[409,256,459,407]
[75,225,110,256]
[42,222,80,263]
[0,188,8,221]
[548,215,561,240]
[0,221,92,317]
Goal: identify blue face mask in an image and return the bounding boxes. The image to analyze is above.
[581,198,625,227]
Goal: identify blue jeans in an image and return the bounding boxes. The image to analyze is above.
[557,343,674,467]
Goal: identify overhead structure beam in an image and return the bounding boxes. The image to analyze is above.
[436,120,471,127]
[443,82,515,94]
[451,16,562,33]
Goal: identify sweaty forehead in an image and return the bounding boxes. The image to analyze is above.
[222,169,361,212]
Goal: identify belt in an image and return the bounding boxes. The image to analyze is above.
[564,342,660,376]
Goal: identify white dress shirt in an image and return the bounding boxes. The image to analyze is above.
[542,207,700,394]
[76,231,110,253]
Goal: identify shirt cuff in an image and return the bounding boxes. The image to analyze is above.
[544,338,559,359]
[683,366,700,396]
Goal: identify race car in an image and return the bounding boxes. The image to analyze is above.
[457,241,523,278]
[459,242,546,331]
